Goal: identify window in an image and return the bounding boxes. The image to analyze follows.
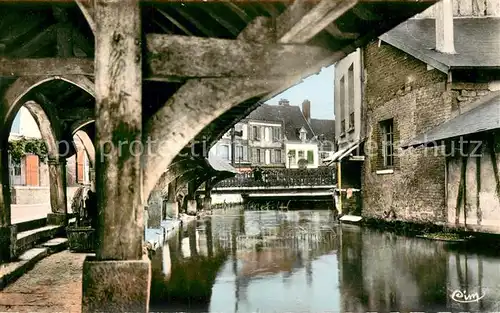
[235,123,243,132]
[299,129,307,142]
[380,119,394,167]
[256,148,261,163]
[272,127,281,142]
[349,113,355,130]
[218,145,230,160]
[339,76,345,132]
[298,150,305,159]
[235,146,244,162]
[288,150,296,165]
[253,126,261,141]
[348,64,354,129]
[307,150,314,164]
[274,149,282,163]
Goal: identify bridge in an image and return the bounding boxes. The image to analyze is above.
[205,167,336,205]
[0,0,438,311]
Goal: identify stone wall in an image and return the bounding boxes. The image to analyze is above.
[11,186,50,205]
[362,41,497,224]
[362,41,450,223]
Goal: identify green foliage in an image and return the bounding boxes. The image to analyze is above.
[8,137,48,163]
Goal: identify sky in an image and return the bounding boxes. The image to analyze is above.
[267,65,335,121]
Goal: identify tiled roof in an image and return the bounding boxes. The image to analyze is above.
[310,118,335,141]
[380,18,500,73]
[246,104,315,141]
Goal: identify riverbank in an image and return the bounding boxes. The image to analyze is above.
[359,217,500,253]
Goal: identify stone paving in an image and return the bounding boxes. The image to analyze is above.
[0,251,88,313]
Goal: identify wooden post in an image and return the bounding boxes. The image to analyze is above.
[82,1,150,312]
[94,0,143,261]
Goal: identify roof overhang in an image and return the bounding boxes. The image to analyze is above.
[326,140,362,165]
[401,92,500,149]
[207,154,238,174]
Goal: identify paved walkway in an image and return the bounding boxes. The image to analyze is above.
[0,251,88,313]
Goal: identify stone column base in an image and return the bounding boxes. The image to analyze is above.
[165,201,178,219]
[0,225,17,262]
[47,213,67,226]
[187,200,197,215]
[82,255,151,313]
[203,197,212,211]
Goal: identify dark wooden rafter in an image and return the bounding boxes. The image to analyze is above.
[9,24,57,58]
[175,6,215,37]
[199,5,240,37]
[156,8,194,36]
[324,23,359,40]
[53,6,74,57]
[277,0,359,43]
[351,4,382,20]
[225,2,253,24]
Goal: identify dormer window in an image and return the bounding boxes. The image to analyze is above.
[299,128,307,142]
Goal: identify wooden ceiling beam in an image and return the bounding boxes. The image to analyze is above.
[75,0,96,34]
[0,34,334,80]
[175,6,215,37]
[324,23,359,40]
[157,8,194,36]
[9,24,57,58]
[277,0,359,44]
[199,6,240,37]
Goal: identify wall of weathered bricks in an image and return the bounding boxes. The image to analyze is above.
[362,40,498,224]
[362,41,450,223]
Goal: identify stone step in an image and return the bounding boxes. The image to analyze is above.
[0,247,48,290]
[41,238,68,253]
[15,225,64,257]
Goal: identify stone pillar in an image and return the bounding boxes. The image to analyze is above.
[203,181,212,211]
[82,1,151,312]
[165,182,178,219]
[147,190,163,228]
[186,181,196,215]
[186,199,197,216]
[47,158,68,225]
[0,141,16,262]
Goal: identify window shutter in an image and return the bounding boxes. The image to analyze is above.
[248,126,253,141]
[270,149,274,163]
[260,149,265,163]
[77,151,85,183]
[252,148,257,163]
[25,154,39,186]
[243,146,248,161]
[393,119,400,169]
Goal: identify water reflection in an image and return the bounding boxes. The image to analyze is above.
[150,207,500,312]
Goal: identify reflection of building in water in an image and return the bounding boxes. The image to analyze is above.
[339,227,451,312]
[337,227,500,312]
[447,254,500,312]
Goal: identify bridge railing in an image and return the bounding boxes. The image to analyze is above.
[214,167,336,188]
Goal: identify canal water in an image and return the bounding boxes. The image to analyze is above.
[149,207,500,312]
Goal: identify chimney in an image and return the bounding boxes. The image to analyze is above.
[435,0,455,54]
[302,100,311,122]
[278,98,290,106]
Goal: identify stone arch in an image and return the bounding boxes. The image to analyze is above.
[143,78,282,199]
[2,75,95,137]
[74,130,95,168]
[22,101,59,159]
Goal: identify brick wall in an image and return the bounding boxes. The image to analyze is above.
[362,41,451,223]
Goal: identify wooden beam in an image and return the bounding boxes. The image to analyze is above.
[146,34,335,79]
[9,24,57,58]
[324,23,359,40]
[175,6,215,37]
[200,6,240,37]
[0,57,94,77]
[75,0,96,33]
[157,8,194,36]
[277,0,359,43]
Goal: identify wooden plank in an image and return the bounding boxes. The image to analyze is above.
[277,0,359,43]
[0,57,94,77]
[146,34,335,79]
[93,0,143,261]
